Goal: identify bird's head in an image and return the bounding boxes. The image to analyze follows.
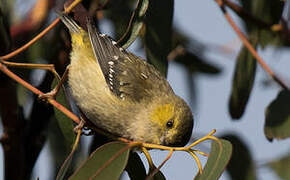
[135,96,193,147]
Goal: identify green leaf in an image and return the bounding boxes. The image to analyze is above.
[229,41,257,119]
[144,0,174,76]
[264,90,290,140]
[51,78,76,149]
[268,154,290,180]
[106,1,134,40]
[258,27,285,48]
[69,142,131,180]
[222,134,257,180]
[150,166,166,180]
[240,0,285,47]
[125,152,146,180]
[125,151,167,180]
[118,0,149,49]
[240,0,283,31]
[56,141,78,180]
[195,139,232,180]
[175,51,221,75]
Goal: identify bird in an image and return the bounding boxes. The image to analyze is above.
[58,13,193,147]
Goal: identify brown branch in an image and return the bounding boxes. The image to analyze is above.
[0,1,83,179]
[0,18,60,60]
[0,0,85,126]
[146,150,173,180]
[167,45,186,61]
[215,0,289,90]
[0,63,80,124]
[0,0,83,61]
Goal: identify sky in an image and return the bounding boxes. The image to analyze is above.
[1,0,290,180]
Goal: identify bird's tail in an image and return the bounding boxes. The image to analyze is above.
[57,12,81,34]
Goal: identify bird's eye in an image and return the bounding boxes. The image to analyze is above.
[166,120,174,128]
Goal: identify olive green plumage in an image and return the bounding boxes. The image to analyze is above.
[59,13,193,147]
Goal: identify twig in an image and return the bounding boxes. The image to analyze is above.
[0,63,80,124]
[0,18,60,60]
[215,0,289,90]
[167,45,186,61]
[0,0,83,60]
[188,150,202,174]
[146,150,173,180]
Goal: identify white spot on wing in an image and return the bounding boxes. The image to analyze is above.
[108,61,114,65]
[141,73,148,79]
[120,93,125,100]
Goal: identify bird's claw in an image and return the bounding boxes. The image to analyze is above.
[74,119,85,133]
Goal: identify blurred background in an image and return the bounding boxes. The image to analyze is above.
[0,0,290,179]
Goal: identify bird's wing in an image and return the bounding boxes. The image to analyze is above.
[87,22,172,102]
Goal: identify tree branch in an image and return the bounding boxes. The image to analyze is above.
[0,63,80,124]
[214,0,289,90]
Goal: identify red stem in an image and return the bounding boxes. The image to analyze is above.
[0,63,80,123]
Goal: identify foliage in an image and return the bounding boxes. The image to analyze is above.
[0,0,289,180]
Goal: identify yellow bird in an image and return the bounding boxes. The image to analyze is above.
[59,13,193,147]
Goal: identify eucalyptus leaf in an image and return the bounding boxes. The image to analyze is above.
[118,0,149,49]
[240,0,283,31]
[69,142,130,180]
[195,139,232,180]
[150,167,166,180]
[51,79,76,149]
[106,1,134,40]
[125,152,146,180]
[229,41,257,119]
[268,154,290,180]
[144,0,174,76]
[222,134,257,180]
[240,0,285,47]
[264,90,290,140]
[56,140,78,180]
